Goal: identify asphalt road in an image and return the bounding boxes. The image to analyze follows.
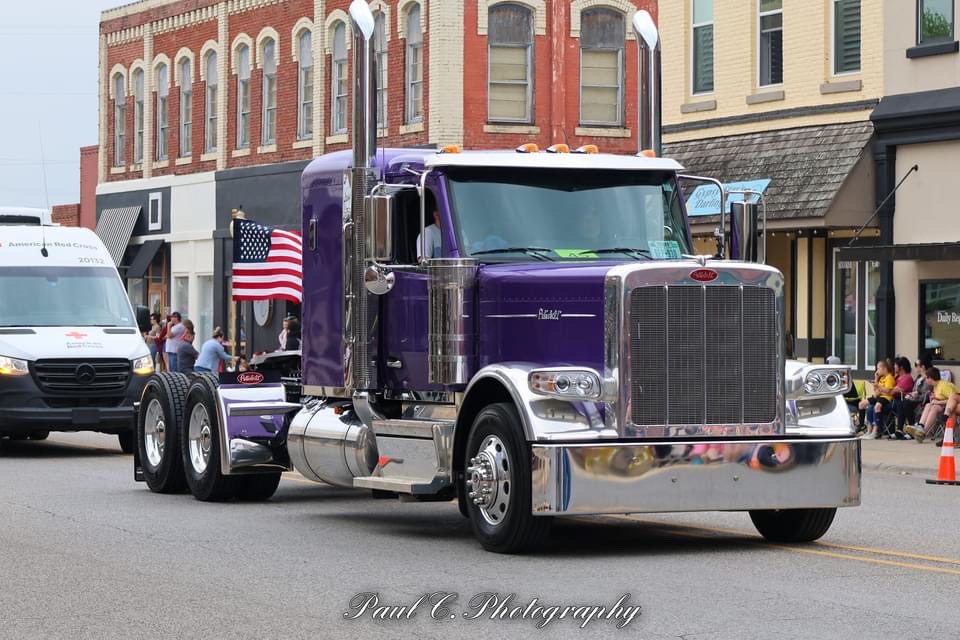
[1,432,958,640]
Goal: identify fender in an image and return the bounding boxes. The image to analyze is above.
[214,382,299,475]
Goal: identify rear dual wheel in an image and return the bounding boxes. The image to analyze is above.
[138,372,190,493]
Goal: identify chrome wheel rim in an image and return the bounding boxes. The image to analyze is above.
[466,435,512,526]
[188,403,213,475]
[143,398,165,468]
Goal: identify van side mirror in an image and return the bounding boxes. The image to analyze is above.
[135,305,151,333]
[366,194,394,263]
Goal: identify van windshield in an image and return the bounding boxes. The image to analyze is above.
[446,168,690,261]
[0,266,135,327]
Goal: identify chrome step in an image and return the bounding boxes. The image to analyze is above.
[353,475,449,495]
[371,418,453,438]
[357,418,456,495]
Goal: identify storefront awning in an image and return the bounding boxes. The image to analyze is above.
[125,239,163,279]
[664,121,874,222]
[95,206,141,266]
[836,242,960,262]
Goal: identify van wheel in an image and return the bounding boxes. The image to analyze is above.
[181,374,237,501]
[138,373,190,493]
[464,403,552,554]
[749,508,837,543]
[236,473,282,501]
[117,430,135,454]
[29,431,50,441]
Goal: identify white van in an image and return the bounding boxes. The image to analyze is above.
[0,223,153,452]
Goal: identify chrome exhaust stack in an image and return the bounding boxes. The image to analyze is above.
[632,10,662,157]
[343,0,378,391]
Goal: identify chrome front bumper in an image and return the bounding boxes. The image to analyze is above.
[531,438,860,515]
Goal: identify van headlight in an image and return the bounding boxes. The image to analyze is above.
[132,355,155,376]
[0,355,29,376]
[529,368,603,400]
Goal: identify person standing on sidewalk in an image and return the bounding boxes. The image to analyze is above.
[175,320,199,374]
[163,312,184,372]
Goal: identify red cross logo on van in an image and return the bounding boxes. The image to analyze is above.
[65,331,88,340]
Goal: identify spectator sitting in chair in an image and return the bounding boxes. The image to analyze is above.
[912,367,957,443]
[859,359,895,440]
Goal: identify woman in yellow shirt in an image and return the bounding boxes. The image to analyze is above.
[859,360,896,439]
[915,366,958,443]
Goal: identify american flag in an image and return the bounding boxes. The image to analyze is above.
[232,219,303,303]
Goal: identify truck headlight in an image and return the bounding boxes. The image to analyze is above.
[529,368,603,400]
[132,355,155,376]
[0,355,29,376]
[802,368,850,396]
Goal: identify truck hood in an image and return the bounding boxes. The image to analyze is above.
[477,262,613,371]
[0,327,149,362]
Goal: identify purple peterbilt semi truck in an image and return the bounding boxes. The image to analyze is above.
[133,3,860,553]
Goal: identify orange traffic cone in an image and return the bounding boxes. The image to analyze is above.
[926,417,959,486]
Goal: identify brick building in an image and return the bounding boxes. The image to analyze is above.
[97,0,656,353]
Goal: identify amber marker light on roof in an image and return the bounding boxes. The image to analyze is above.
[546,143,570,153]
[440,144,462,154]
[573,144,599,154]
[515,143,540,153]
[640,149,657,158]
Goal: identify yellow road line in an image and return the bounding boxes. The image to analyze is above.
[766,544,960,576]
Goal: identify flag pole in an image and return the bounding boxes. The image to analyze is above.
[230,206,246,362]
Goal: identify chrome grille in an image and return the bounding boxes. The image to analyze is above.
[32,359,131,394]
[629,285,777,427]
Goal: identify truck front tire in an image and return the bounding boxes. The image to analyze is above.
[236,473,282,501]
[137,373,190,493]
[181,374,238,502]
[464,402,552,554]
[749,507,837,543]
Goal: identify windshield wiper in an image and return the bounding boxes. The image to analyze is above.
[574,248,652,260]
[472,247,554,261]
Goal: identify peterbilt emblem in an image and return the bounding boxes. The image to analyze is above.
[538,308,562,320]
[237,372,264,385]
[74,363,96,385]
[690,268,718,283]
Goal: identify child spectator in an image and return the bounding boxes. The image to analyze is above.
[859,360,895,440]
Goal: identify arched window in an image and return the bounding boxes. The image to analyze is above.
[405,4,423,123]
[236,44,251,148]
[374,13,387,129]
[488,3,533,123]
[205,51,218,153]
[580,8,624,126]
[297,30,314,140]
[332,22,348,134]
[156,63,169,160]
[133,70,144,164]
[179,58,192,157]
[113,73,126,167]
[261,38,277,145]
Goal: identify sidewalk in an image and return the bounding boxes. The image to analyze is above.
[860,438,945,475]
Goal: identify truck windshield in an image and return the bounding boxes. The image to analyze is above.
[0,266,135,327]
[446,168,690,261]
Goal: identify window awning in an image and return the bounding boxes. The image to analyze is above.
[836,242,960,262]
[125,239,164,279]
[95,206,141,266]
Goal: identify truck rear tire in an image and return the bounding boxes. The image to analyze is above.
[236,473,282,501]
[138,373,190,493]
[181,373,238,502]
[749,507,837,543]
[117,430,135,454]
[464,402,552,554]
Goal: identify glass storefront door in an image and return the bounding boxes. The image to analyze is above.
[833,250,880,372]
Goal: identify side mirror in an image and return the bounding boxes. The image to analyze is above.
[366,194,394,262]
[135,305,151,333]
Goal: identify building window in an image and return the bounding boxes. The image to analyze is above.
[488,3,533,123]
[113,74,126,167]
[179,58,192,157]
[921,280,960,362]
[297,30,314,140]
[580,8,624,126]
[692,0,714,93]
[759,0,783,86]
[236,44,251,148]
[332,22,348,134]
[833,0,861,74]
[261,38,277,145]
[919,0,954,45]
[174,276,189,318]
[834,258,858,367]
[374,14,387,130]
[405,4,423,124]
[205,52,218,153]
[156,63,169,160]
[133,70,144,164]
[148,192,162,231]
